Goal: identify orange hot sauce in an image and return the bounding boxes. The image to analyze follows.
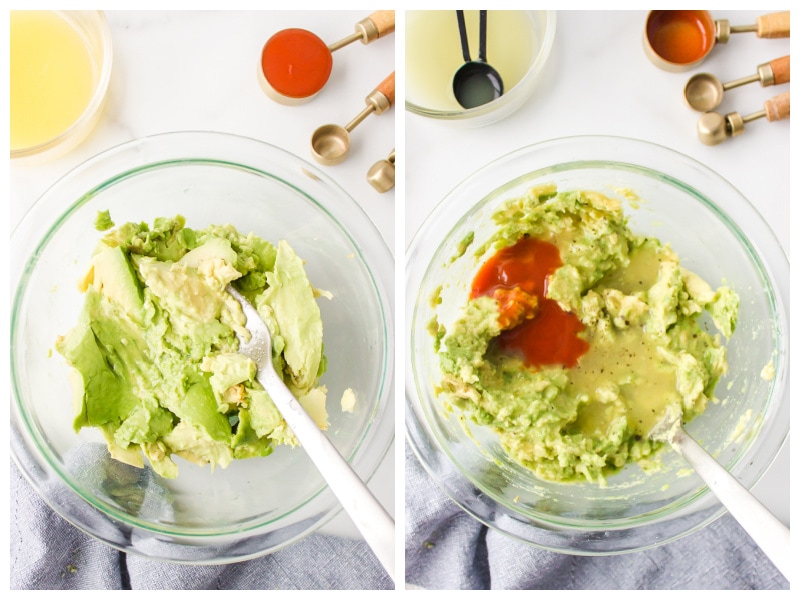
[260,28,333,99]
[471,237,589,369]
[646,10,715,66]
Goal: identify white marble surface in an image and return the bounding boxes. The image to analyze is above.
[9,10,396,540]
[406,9,790,528]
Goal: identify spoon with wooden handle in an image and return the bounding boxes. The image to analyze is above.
[697,91,789,145]
[311,72,395,166]
[685,55,790,112]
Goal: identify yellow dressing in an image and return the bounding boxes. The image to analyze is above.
[10,11,96,151]
[568,327,679,437]
[598,241,667,295]
[568,242,681,437]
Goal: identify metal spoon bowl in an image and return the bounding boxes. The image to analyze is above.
[311,124,351,166]
[367,149,395,193]
[697,111,730,145]
[453,61,504,109]
[685,73,726,112]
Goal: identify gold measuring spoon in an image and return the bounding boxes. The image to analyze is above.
[259,10,395,105]
[644,10,790,72]
[685,56,790,112]
[367,149,395,193]
[697,91,789,145]
[311,72,395,166]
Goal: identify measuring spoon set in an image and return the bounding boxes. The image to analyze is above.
[644,10,790,145]
[259,11,396,191]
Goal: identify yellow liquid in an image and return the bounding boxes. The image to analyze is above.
[10,11,96,151]
[406,10,536,111]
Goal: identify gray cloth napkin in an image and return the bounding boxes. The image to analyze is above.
[11,461,392,590]
[405,443,788,590]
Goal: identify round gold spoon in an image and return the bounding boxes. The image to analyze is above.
[697,91,789,145]
[311,72,395,166]
[367,149,395,193]
[685,56,790,112]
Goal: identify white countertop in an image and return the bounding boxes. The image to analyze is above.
[405,10,790,527]
[9,9,396,540]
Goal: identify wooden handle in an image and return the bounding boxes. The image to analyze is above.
[764,91,790,122]
[770,55,790,85]
[375,71,395,106]
[367,10,395,37]
[756,11,789,38]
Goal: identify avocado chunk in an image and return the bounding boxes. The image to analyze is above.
[55,290,141,430]
[178,236,238,270]
[175,380,232,444]
[90,244,144,319]
[261,240,324,394]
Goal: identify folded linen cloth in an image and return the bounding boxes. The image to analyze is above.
[11,461,392,590]
[405,443,788,590]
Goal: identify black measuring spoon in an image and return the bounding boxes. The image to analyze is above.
[452,10,504,109]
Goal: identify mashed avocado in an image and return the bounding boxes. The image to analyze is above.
[56,214,331,479]
[437,185,738,484]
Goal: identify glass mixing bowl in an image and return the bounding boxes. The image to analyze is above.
[11,131,394,563]
[405,135,788,554]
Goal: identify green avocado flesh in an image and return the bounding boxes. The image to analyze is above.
[56,214,330,478]
[436,185,739,485]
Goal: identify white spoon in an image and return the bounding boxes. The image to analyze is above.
[226,285,395,582]
[650,406,790,582]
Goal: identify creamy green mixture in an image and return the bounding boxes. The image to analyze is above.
[436,185,738,484]
[56,214,331,478]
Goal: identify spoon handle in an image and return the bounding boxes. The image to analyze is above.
[764,91,790,122]
[361,10,395,40]
[756,11,790,38]
[332,10,395,51]
[455,10,471,62]
[478,10,488,63]
[671,427,790,582]
[374,71,395,107]
[257,363,396,582]
[767,55,790,86]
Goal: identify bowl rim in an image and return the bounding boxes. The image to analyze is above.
[10,10,114,160]
[405,134,789,554]
[404,10,558,121]
[10,130,395,563]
